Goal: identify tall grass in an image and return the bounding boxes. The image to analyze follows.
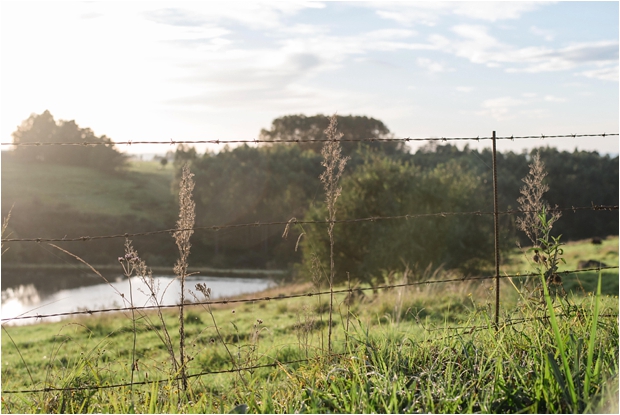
[319,115,349,354]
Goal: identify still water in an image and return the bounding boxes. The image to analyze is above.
[1,275,275,325]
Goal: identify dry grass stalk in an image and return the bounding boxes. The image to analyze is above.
[173,163,196,392]
[2,206,13,256]
[516,153,561,247]
[320,115,349,354]
[120,240,179,380]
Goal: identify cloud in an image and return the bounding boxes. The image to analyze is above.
[477,96,526,120]
[144,8,209,27]
[451,2,544,22]
[417,57,451,74]
[544,95,566,103]
[444,25,618,80]
[456,86,474,93]
[579,66,619,82]
[144,3,324,30]
[373,2,545,26]
[474,94,571,121]
[529,25,554,41]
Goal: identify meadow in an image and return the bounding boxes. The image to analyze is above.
[1,237,618,413]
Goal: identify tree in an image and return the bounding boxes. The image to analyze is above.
[172,143,323,268]
[300,152,494,285]
[259,114,406,158]
[12,110,126,172]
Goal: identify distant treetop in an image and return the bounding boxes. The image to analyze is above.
[11,110,126,172]
[259,114,406,156]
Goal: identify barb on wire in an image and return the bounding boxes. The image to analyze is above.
[2,266,617,323]
[2,133,617,147]
[2,205,617,243]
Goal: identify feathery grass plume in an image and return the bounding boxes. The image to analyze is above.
[516,153,561,247]
[173,163,195,392]
[320,114,349,354]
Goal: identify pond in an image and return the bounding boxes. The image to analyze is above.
[1,273,275,325]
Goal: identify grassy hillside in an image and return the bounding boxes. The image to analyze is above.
[1,158,179,265]
[1,158,175,223]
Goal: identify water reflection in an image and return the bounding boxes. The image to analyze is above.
[1,275,274,325]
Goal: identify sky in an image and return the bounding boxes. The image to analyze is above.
[1,1,618,156]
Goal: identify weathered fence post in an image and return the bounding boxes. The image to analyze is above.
[491,131,501,329]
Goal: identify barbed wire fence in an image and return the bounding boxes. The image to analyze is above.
[1,131,618,396]
[2,132,617,147]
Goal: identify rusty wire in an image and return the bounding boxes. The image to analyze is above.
[2,266,617,324]
[2,205,617,243]
[1,133,617,147]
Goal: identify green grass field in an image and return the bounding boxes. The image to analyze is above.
[2,237,618,413]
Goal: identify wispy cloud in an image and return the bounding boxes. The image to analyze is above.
[443,25,618,80]
[417,57,451,74]
[529,25,555,41]
[579,65,619,82]
[477,96,527,121]
[475,94,568,121]
[373,2,545,26]
[144,3,325,30]
[544,95,567,103]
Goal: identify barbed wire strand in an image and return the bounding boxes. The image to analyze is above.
[2,133,618,147]
[425,310,619,333]
[3,311,617,395]
[2,205,617,243]
[2,266,617,323]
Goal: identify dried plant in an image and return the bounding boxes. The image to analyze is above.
[516,153,561,247]
[173,163,196,391]
[320,114,349,354]
[2,205,13,256]
[516,153,565,299]
[119,240,179,382]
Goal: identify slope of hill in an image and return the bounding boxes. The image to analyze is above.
[1,157,178,265]
[1,157,175,222]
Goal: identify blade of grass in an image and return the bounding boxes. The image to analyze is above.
[541,273,578,409]
[584,271,602,398]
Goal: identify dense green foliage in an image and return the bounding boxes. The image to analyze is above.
[2,113,617,275]
[301,153,495,284]
[259,114,405,157]
[172,144,324,269]
[10,110,127,172]
[176,141,617,279]
[409,143,619,243]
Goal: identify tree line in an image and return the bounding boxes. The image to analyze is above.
[175,115,618,284]
[3,112,618,285]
